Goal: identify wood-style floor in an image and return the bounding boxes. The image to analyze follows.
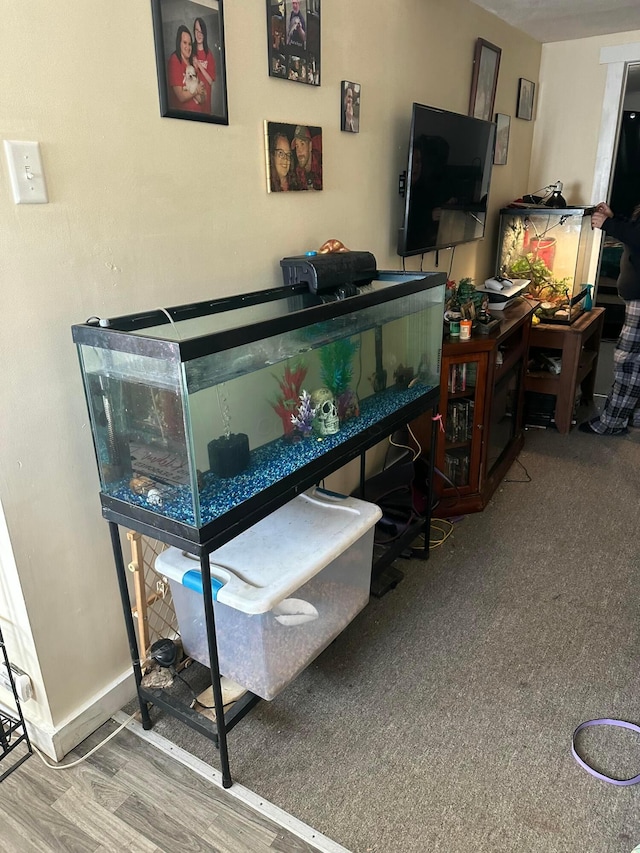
[0,720,322,853]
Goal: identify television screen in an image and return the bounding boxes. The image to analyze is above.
[398,103,496,257]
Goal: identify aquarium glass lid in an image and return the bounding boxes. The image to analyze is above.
[122,279,410,342]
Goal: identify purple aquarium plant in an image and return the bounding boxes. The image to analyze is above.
[291,390,317,438]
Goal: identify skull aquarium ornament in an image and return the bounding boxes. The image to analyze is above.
[311,388,339,436]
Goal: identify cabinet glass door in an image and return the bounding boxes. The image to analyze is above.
[486,357,522,475]
[440,354,486,491]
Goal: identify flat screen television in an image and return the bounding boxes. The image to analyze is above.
[398,103,496,257]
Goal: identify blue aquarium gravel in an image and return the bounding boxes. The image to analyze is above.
[103,383,433,530]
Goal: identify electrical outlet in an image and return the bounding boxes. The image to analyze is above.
[0,661,33,702]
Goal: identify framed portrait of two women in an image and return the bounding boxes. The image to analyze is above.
[151,0,229,124]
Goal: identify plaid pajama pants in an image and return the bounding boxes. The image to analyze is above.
[592,299,640,431]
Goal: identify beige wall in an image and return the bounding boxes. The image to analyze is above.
[532,31,640,205]
[0,0,541,753]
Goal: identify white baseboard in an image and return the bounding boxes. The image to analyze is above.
[23,668,135,761]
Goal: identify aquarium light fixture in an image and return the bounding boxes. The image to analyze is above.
[523,180,567,208]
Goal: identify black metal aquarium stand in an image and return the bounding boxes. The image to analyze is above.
[106,394,440,788]
[0,624,33,782]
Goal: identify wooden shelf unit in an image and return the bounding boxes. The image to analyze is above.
[524,307,605,434]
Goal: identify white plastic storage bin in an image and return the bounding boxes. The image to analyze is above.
[154,488,381,700]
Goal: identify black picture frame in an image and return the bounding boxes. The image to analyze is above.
[468,38,501,122]
[267,0,321,86]
[151,0,229,125]
[516,78,535,121]
[494,113,510,165]
[341,81,360,133]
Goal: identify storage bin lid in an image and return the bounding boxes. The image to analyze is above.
[155,488,381,614]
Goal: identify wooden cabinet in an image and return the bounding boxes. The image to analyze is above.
[412,299,535,515]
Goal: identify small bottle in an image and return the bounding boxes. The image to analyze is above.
[584,284,593,311]
[460,319,472,341]
[545,181,567,208]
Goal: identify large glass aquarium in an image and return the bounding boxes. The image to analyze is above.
[495,207,594,324]
[72,273,445,546]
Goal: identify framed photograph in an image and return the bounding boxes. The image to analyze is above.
[517,78,535,121]
[468,38,501,123]
[493,113,511,165]
[264,121,323,192]
[151,0,228,124]
[267,0,321,86]
[341,81,360,133]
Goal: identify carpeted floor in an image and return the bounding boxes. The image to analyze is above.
[137,406,640,853]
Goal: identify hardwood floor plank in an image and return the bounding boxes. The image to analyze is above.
[98,725,221,797]
[0,788,100,853]
[74,720,132,777]
[200,816,277,852]
[93,848,163,853]
[93,849,163,853]
[1,722,328,853]
[1,751,70,805]
[200,830,273,853]
[52,788,158,853]
[0,807,60,853]
[114,791,219,853]
[115,747,291,846]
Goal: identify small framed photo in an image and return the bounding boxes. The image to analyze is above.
[341,81,360,133]
[517,78,535,121]
[265,121,323,192]
[151,0,228,124]
[267,1,321,86]
[493,113,511,165]
[469,38,501,123]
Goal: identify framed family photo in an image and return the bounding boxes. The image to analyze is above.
[267,0,321,86]
[493,113,511,165]
[151,0,228,124]
[469,38,501,123]
[341,81,360,133]
[265,121,323,192]
[516,78,535,121]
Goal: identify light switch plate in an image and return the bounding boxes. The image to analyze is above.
[4,140,48,204]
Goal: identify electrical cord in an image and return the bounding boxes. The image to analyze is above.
[34,712,138,770]
[169,667,235,712]
[388,423,422,462]
[505,457,532,483]
[412,517,456,550]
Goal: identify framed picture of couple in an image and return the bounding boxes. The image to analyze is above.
[151,0,229,124]
[265,121,323,192]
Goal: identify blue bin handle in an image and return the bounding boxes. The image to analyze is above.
[182,569,224,600]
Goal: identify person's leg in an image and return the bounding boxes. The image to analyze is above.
[580,300,640,434]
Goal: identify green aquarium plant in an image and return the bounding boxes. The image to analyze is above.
[319,339,359,398]
[319,338,361,423]
[508,255,571,303]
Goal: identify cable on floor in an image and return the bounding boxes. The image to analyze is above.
[504,457,532,482]
[34,712,138,770]
[412,517,455,550]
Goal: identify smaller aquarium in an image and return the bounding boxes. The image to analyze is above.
[72,272,445,546]
[496,207,594,324]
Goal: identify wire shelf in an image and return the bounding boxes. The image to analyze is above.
[0,626,32,781]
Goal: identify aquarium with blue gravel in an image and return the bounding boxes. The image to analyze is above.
[72,272,445,545]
